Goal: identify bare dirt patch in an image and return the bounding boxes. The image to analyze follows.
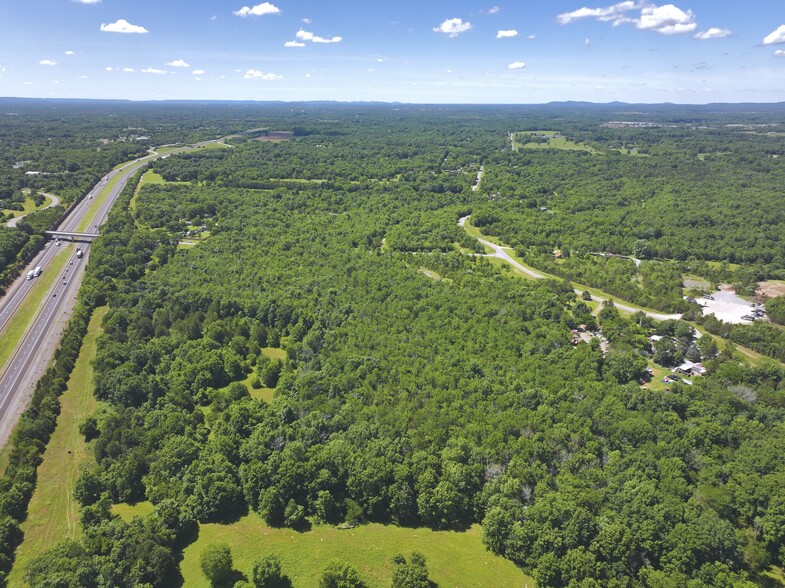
[758,281,785,299]
[254,131,294,142]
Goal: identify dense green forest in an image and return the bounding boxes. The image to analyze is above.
[3,102,785,587]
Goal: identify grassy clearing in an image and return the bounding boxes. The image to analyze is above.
[1,194,53,218]
[180,515,533,588]
[514,131,599,154]
[112,501,156,521]
[612,148,649,157]
[7,307,108,585]
[0,246,72,372]
[261,347,286,362]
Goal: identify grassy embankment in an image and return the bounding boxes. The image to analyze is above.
[6,307,108,585]
[0,246,72,371]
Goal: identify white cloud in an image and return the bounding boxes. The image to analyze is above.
[763,25,785,45]
[142,67,166,75]
[284,40,306,47]
[585,37,591,46]
[167,59,190,67]
[78,75,88,79]
[100,19,148,34]
[557,1,637,25]
[775,49,785,57]
[488,6,501,14]
[65,50,75,55]
[496,29,518,39]
[507,61,526,69]
[123,67,135,72]
[295,29,342,43]
[192,69,205,75]
[233,2,280,17]
[637,4,696,35]
[527,34,536,39]
[105,66,113,71]
[302,18,312,24]
[694,27,731,40]
[73,0,101,3]
[244,69,282,80]
[433,18,472,37]
[39,59,57,66]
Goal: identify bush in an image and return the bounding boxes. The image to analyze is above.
[200,543,234,587]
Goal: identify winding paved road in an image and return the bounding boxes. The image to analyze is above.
[459,216,681,321]
[5,193,61,228]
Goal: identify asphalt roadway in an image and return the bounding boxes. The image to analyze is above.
[0,142,220,448]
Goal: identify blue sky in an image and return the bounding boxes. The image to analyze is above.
[1,0,784,103]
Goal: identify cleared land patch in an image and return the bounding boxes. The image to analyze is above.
[7,307,108,585]
[514,131,599,154]
[180,515,533,588]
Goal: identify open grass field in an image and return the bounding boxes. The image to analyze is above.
[0,246,72,371]
[180,515,533,588]
[513,131,599,154]
[6,307,108,586]
[1,193,54,219]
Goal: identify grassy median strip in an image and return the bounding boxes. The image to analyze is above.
[0,246,72,373]
[76,170,126,234]
[6,306,108,585]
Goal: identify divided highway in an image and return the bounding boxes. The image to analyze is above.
[0,141,221,447]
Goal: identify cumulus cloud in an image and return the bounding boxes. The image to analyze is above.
[637,4,696,35]
[105,66,114,71]
[167,59,190,67]
[233,2,280,17]
[100,19,148,34]
[694,27,731,40]
[244,69,282,80]
[496,29,518,38]
[507,61,526,69]
[302,18,312,24]
[123,67,135,72]
[296,29,342,43]
[65,50,75,55]
[284,40,306,47]
[433,18,472,37]
[557,1,637,25]
[192,69,205,75]
[557,2,696,35]
[763,25,785,45]
[775,49,785,57]
[141,67,166,75]
[39,59,57,66]
[488,6,501,14]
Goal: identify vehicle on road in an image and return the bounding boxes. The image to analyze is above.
[76,249,83,259]
[33,266,42,278]
[26,270,34,280]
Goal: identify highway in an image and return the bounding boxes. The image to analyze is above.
[0,141,220,447]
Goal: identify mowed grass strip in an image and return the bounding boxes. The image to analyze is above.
[76,170,127,233]
[0,246,72,372]
[180,515,533,588]
[6,307,108,585]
